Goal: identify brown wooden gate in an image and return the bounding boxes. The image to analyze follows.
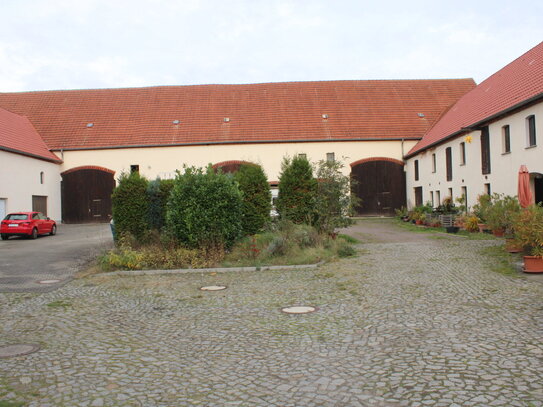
[351,159,406,216]
[61,167,115,223]
[32,195,48,216]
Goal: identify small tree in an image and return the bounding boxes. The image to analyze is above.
[234,164,272,235]
[166,165,243,249]
[313,159,355,234]
[111,172,150,241]
[276,155,317,224]
[147,178,175,231]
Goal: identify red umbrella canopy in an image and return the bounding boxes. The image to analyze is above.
[518,165,533,208]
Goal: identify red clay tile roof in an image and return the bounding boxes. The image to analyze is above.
[0,80,474,151]
[0,107,61,163]
[407,41,543,157]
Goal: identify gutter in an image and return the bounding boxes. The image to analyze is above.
[404,92,543,159]
[52,136,422,152]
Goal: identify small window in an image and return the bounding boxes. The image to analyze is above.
[527,115,536,147]
[448,188,453,200]
[298,153,307,159]
[431,153,436,173]
[326,152,335,162]
[430,191,434,207]
[436,190,441,206]
[459,142,466,165]
[484,183,491,195]
[461,186,468,210]
[502,125,511,153]
[130,165,139,173]
[40,171,44,184]
[414,160,419,181]
[445,147,452,181]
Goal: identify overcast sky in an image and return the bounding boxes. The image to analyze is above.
[1,0,542,92]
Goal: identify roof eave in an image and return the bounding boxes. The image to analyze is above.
[0,146,63,164]
[404,92,543,159]
[52,136,422,152]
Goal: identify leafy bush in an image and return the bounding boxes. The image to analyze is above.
[234,164,272,235]
[276,155,317,224]
[313,159,355,234]
[513,204,543,256]
[166,165,243,249]
[111,172,150,241]
[147,178,174,231]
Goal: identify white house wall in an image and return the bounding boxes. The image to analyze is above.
[58,140,417,182]
[406,102,543,210]
[0,150,61,220]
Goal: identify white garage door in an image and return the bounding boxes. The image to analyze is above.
[0,199,6,220]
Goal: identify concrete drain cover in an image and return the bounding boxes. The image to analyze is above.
[200,285,227,291]
[37,279,61,284]
[0,344,40,359]
[281,306,317,314]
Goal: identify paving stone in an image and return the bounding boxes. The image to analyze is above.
[0,219,542,406]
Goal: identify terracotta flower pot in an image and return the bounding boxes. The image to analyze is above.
[492,228,505,237]
[478,223,487,233]
[523,256,543,273]
[415,220,423,225]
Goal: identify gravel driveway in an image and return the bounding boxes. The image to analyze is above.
[1,219,542,406]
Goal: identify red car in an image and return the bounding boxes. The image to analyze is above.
[1,212,57,240]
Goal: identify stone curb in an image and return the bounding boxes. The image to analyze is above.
[108,261,325,277]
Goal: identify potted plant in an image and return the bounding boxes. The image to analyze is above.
[512,204,543,273]
[473,194,491,233]
[464,215,480,233]
[484,194,521,237]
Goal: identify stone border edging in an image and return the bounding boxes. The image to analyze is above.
[108,261,325,277]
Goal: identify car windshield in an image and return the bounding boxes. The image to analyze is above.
[5,214,29,220]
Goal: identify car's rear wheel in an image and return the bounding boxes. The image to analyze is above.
[0,234,8,240]
[30,228,38,239]
[50,225,57,236]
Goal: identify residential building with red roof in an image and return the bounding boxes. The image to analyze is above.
[405,41,543,210]
[0,107,61,220]
[0,79,474,222]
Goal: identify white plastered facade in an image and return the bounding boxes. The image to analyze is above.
[0,150,61,220]
[58,139,417,182]
[406,101,543,210]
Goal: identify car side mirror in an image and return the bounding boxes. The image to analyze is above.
[46,217,50,220]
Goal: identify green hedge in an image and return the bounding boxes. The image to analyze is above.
[234,164,272,235]
[166,166,243,249]
[111,172,150,241]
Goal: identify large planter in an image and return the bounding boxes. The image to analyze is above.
[523,256,543,273]
[445,226,459,234]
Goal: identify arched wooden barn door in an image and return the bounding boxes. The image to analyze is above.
[212,160,256,174]
[61,166,115,223]
[351,158,406,216]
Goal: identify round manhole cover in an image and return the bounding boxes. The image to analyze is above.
[281,306,317,314]
[37,279,61,284]
[0,344,40,359]
[200,285,227,291]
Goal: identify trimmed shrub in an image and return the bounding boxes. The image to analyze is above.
[276,155,317,224]
[234,164,272,235]
[166,165,243,249]
[111,172,150,241]
[147,178,174,230]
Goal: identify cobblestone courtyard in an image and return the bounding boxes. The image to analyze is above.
[1,219,542,406]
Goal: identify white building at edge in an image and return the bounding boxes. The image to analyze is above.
[405,41,543,211]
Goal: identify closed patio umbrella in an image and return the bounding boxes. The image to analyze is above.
[518,165,533,208]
